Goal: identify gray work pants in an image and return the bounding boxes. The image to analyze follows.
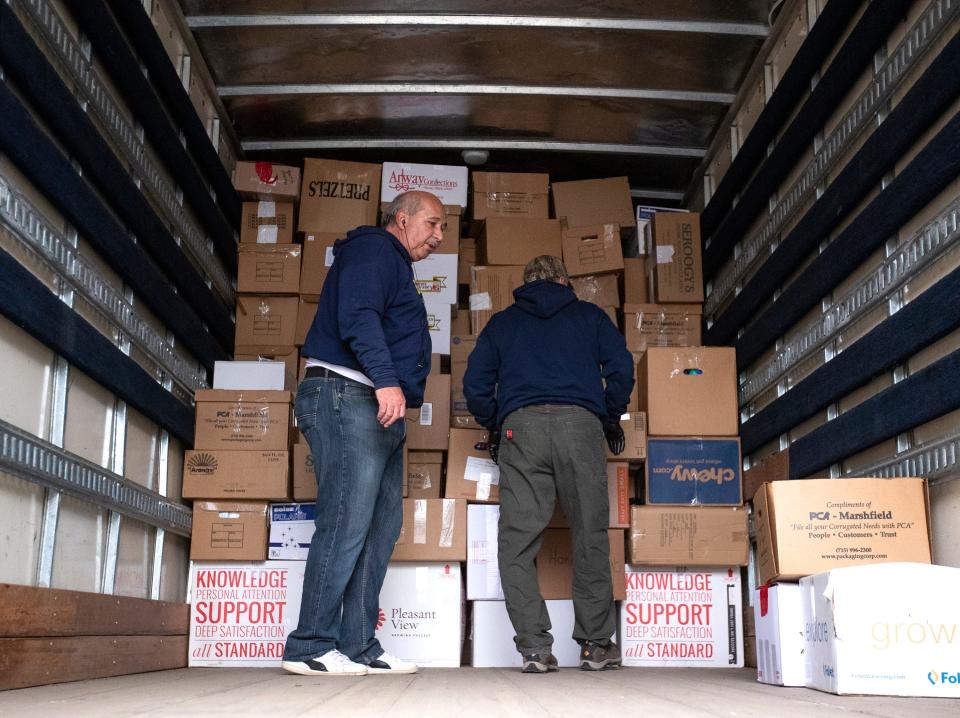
[496,404,616,653]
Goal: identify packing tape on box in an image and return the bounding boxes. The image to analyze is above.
[438,498,456,548]
[413,499,427,544]
[325,246,335,267]
[670,349,704,379]
[469,292,492,311]
[256,200,276,218]
[656,245,675,264]
[476,473,492,501]
[257,225,279,243]
[419,402,433,426]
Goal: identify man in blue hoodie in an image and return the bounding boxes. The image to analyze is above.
[464,255,633,673]
[282,190,444,677]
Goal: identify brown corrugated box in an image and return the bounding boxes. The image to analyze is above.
[407,451,443,499]
[628,505,749,566]
[478,218,562,266]
[234,296,299,351]
[743,450,789,504]
[295,298,319,346]
[469,265,524,335]
[445,428,499,502]
[648,212,704,303]
[232,162,300,202]
[458,237,477,285]
[561,224,624,276]
[753,478,932,585]
[233,348,300,392]
[190,501,269,561]
[450,335,480,429]
[298,158,381,233]
[182,450,290,500]
[299,232,341,298]
[571,274,620,308]
[391,498,467,561]
[638,347,738,437]
[471,171,550,220]
[609,412,646,461]
[622,303,702,353]
[549,462,632,529]
[239,201,295,244]
[405,374,451,451]
[537,529,626,600]
[237,244,302,295]
[623,257,649,304]
[551,176,634,229]
[194,389,292,451]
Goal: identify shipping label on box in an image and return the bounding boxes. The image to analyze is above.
[621,566,743,667]
[754,583,805,686]
[478,218,562,266]
[649,212,703,303]
[268,503,316,560]
[562,224,624,276]
[469,265,524,335]
[193,389,292,451]
[628,505,749,567]
[423,299,452,355]
[414,252,459,304]
[240,201,295,244]
[235,296,300,351]
[381,162,468,207]
[571,274,620,308]
[446,428,500,502]
[190,502,269,561]
[299,233,341,298]
[188,560,305,666]
[753,478,932,585]
[646,438,742,506]
[801,563,960,697]
[392,498,467,562]
[623,304,702,353]
[378,562,463,667]
[233,162,300,202]
[299,159,381,233]
[182,450,290,500]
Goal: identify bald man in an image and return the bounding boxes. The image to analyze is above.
[283,191,445,677]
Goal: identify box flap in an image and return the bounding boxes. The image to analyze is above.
[194,389,292,403]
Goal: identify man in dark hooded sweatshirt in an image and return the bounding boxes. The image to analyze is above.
[282,190,444,677]
[464,255,634,673]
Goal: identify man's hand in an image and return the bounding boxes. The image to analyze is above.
[375,386,406,428]
[488,429,501,464]
[603,420,625,455]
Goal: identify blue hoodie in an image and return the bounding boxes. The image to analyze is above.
[301,226,431,407]
[463,280,634,429]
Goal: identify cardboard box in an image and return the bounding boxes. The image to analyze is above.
[469,265,525,335]
[405,374,451,450]
[645,438,742,506]
[381,161,468,207]
[753,478,932,585]
[621,567,744,667]
[213,361,287,391]
[414,252,459,305]
[623,304,702,353]
[549,462,632,529]
[623,257,649,303]
[239,201,295,244]
[391,498,467,562]
[648,212,704,303]
[443,204,462,247]
[609,412,646,461]
[267,503,315,560]
[801,563,960,697]
[539,529,626,600]
[628,505,749,566]
[233,161,300,202]
[237,244,301,295]
[299,158,381,233]
[754,583,805,686]
[295,298,318,347]
[561,224,624,276]
[182,450,290,500]
[407,451,443,499]
[551,177,634,229]
[446,428,499,502]
[477,217,562,266]
[194,389,292,451]
[571,274,620,308]
[232,349,300,392]
[299,232,341,298]
[636,206,686,253]
[638,347,738,437]
[458,237,476,285]
[190,501,269,561]
[188,560,305,666]
[450,335,477,421]
[424,298,452,355]
[378,562,463,667]
[292,442,315,501]
[743,450,789,506]
[234,296,299,351]
[472,600,614,668]
[471,171,550,220]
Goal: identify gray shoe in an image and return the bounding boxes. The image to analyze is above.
[521,651,559,673]
[579,640,621,671]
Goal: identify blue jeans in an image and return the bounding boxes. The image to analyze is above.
[283,375,406,663]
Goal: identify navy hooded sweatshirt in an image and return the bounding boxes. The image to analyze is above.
[301,226,432,407]
[463,280,634,429]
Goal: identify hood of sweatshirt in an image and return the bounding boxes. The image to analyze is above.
[333,225,411,263]
[512,280,578,319]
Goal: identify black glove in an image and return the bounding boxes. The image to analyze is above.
[603,420,625,456]
[488,429,501,464]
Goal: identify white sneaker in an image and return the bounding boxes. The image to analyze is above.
[282,649,368,676]
[366,651,418,674]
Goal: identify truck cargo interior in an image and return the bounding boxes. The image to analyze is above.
[1,0,959,714]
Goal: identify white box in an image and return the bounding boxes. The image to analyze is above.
[188,560,305,667]
[472,600,615,667]
[423,298,452,355]
[621,566,743,667]
[801,562,960,697]
[381,162,468,207]
[268,503,315,560]
[414,251,459,304]
[213,360,286,390]
[754,583,804,686]
[378,562,463,667]
[467,504,503,600]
